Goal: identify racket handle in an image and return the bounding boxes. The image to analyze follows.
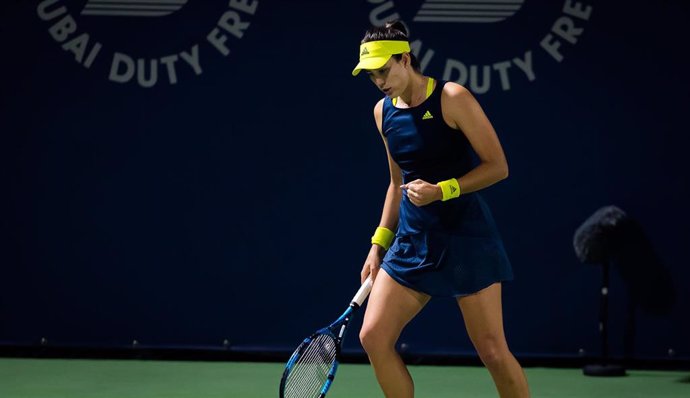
[351,276,373,307]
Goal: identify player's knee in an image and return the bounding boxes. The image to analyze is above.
[358,327,377,353]
[478,347,509,368]
[359,325,394,355]
[473,336,510,368]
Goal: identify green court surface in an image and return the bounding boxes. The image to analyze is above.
[0,358,688,397]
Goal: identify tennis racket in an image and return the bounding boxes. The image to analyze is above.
[279,276,373,398]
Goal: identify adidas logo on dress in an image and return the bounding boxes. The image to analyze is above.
[422,110,433,120]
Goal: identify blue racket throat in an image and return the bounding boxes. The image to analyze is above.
[279,277,373,398]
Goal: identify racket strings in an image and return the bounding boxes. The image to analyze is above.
[283,334,337,398]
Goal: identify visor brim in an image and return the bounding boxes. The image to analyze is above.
[351,56,391,76]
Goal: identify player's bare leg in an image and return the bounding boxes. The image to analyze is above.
[360,271,430,398]
[458,283,530,398]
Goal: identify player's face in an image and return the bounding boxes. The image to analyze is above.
[365,56,409,98]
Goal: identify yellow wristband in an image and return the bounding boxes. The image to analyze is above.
[437,178,461,201]
[371,226,395,250]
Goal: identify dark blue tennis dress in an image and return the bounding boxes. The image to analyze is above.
[380,81,513,297]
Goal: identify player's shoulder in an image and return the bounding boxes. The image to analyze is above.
[374,97,385,111]
[373,97,385,118]
[441,81,471,100]
[373,98,386,134]
[441,82,478,114]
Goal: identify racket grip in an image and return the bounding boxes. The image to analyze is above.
[351,276,373,307]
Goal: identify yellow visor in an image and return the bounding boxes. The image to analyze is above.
[352,40,411,76]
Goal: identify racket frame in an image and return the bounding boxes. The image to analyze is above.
[279,277,372,398]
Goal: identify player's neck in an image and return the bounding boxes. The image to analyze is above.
[397,74,428,108]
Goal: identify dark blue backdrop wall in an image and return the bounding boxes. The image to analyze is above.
[1,0,688,360]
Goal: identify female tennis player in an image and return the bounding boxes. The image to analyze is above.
[354,21,530,397]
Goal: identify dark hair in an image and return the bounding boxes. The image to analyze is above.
[361,20,420,72]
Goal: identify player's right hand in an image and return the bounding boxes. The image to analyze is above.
[361,244,385,283]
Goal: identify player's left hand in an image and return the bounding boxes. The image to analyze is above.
[401,179,442,207]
